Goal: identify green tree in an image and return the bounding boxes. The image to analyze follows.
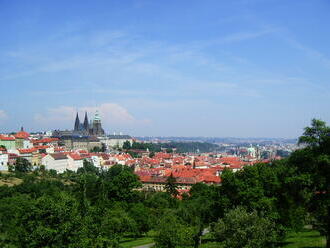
[101,143,107,152]
[149,151,155,158]
[299,118,330,149]
[212,206,277,248]
[127,150,140,158]
[14,157,32,173]
[297,119,330,247]
[107,167,142,202]
[104,164,133,179]
[155,213,194,248]
[129,203,151,237]
[166,148,173,153]
[77,159,99,175]
[90,146,102,153]
[180,183,218,247]
[164,173,178,197]
[123,141,132,150]
[0,192,86,247]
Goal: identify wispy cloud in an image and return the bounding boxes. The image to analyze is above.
[0,110,8,123]
[220,29,277,44]
[288,38,330,69]
[186,27,279,50]
[0,27,277,81]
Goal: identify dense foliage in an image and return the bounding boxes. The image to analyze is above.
[123,141,219,153]
[0,119,329,247]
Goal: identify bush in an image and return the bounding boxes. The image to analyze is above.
[212,206,277,248]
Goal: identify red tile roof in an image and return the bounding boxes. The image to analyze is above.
[14,131,30,139]
[34,145,50,150]
[49,153,68,160]
[0,135,15,141]
[18,148,38,154]
[68,153,83,160]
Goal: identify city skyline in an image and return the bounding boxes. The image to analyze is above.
[0,0,329,138]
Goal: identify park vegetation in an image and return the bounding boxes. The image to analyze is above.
[0,119,329,247]
[123,141,219,153]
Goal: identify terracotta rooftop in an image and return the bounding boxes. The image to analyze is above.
[49,153,68,160]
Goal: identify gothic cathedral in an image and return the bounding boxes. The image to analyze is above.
[74,111,105,136]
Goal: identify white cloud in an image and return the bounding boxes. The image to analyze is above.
[34,106,76,124]
[85,103,136,124]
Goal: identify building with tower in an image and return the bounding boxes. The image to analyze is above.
[73,111,105,136]
[89,111,105,136]
[53,110,132,151]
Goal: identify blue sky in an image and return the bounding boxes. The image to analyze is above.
[0,0,329,138]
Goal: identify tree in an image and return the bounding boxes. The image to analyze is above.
[127,150,140,158]
[149,151,155,158]
[164,173,178,197]
[14,157,32,173]
[92,206,138,245]
[106,166,142,202]
[0,192,86,247]
[212,206,277,248]
[299,119,330,149]
[297,119,330,247]
[155,213,195,248]
[77,159,99,175]
[104,164,133,180]
[123,140,132,150]
[90,146,102,153]
[129,203,151,237]
[166,148,173,153]
[217,160,314,236]
[176,183,219,247]
[101,143,107,152]
[310,155,330,248]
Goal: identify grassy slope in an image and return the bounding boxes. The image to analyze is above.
[119,228,326,248]
[0,171,74,186]
[281,229,326,248]
[0,172,23,186]
[119,231,156,248]
[199,229,326,248]
[120,236,154,248]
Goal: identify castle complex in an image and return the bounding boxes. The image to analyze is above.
[74,111,105,136]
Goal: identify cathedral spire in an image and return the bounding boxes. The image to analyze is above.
[74,112,80,131]
[83,111,89,131]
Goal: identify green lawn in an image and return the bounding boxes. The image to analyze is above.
[200,242,224,248]
[119,232,155,248]
[118,228,326,248]
[281,229,326,248]
[199,228,326,248]
[119,237,154,248]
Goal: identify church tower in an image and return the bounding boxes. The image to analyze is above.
[74,112,80,131]
[89,110,105,136]
[83,112,89,131]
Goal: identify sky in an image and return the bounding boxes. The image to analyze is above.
[0,0,329,138]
